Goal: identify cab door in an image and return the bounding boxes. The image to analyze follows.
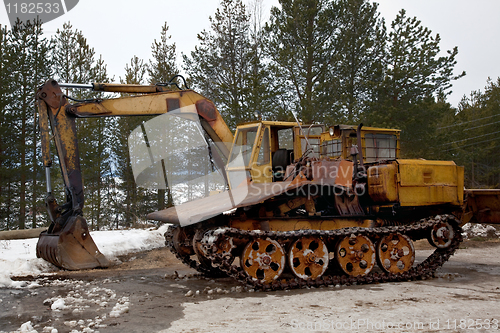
[250,125,272,183]
[226,123,260,189]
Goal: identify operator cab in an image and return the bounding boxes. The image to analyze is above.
[320,125,400,163]
[226,121,325,188]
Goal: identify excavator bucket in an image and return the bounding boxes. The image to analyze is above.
[36,216,110,270]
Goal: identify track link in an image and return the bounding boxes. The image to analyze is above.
[166,215,463,290]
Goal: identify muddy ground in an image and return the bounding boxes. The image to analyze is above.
[1,239,499,333]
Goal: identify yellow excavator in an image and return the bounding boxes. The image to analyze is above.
[36,79,499,290]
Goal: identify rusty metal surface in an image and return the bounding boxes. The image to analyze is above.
[241,238,285,283]
[334,192,364,216]
[376,233,415,274]
[289,237,329,280]
[38,100,52,167]
[93,82,165,93]
[38,80,85,211]
[464,189,500,224]
[336,234,375,276]
[311,159,353,187]
[37,79,67,109]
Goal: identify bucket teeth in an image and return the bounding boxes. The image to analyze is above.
[36,216,110,270]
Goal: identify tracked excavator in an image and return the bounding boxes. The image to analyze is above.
[36,79,499,291]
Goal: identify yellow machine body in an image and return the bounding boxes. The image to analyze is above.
[368,160,464,207]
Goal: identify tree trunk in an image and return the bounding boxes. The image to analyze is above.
[19,98,27,230]
[31,104,37,228]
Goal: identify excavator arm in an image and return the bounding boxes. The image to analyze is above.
[36,79,233,270]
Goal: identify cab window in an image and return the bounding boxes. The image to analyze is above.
[257,127,270,165]
[277,128,293,150]
[364,133,397,162]
[229,126,259,166]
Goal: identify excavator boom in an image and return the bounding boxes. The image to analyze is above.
[36,79,233,270]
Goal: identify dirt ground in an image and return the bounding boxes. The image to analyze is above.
[1,239,499,333]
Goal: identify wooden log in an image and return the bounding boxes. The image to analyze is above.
[0,227,48,240]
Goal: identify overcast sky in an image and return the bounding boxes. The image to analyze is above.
[1,0,499,108]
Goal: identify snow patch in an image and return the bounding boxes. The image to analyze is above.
[0,225,171,288]
[20,321,37,333]
[462,223,500,239]
[51,298,68,311]
[109,296,130,318]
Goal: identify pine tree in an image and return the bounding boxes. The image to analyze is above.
[114,56,156,227]
[148,23,178,84]
[0,24,15,229]
[84,55,112,230]
[246,0,277,120]
[122,56,147,85]
[147,23,180,210]
[441,78,500,187]
[334,0,386,123]
[52,22,95,98]
[8,19,52,229]
[366,9,464,157]
[183,0,254,129]
[265,0,340,124]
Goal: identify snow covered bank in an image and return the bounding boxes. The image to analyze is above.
[0,224,170,288]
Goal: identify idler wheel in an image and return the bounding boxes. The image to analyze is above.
[336,234,376,276]
[241,238,285,283]
[377,233,415,274]
[172,227,195,257]
[289,237,329,280]
[428,221,455,248]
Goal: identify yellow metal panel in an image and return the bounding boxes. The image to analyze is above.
[398,186,461,206]
[457,165,464,205]
[396,159,463,206]
[397,160,458,186]
[237,120,298,128]
[72,90,234,155]
[367,163,399,202]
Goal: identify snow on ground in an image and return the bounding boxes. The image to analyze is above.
[462,222,500,239]
[4,277,129,333]
[0,224,171,288]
